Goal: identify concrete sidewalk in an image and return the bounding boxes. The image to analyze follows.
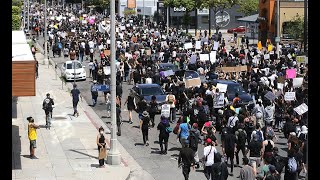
[11,52,152,180]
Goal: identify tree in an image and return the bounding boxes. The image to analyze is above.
[237,0,259,16]
[87,0,109,9]
[12,6,21,16]
[12,14,21,30]
[12,0,23,7]
[123,9,136,19]
[202,0,237,35]
[285,14,304,49]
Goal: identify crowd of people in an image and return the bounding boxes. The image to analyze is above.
[27,3,308,179]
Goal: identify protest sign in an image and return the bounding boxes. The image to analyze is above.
[162,70,175,77]
[269,51,274,55]
[98,45,104,50]
[264,54,270,60]
[184,42,193,49]
[199,54,209,62]
[161,41,167,47]
[93,85,110,92]
[296,56,306,64]
[120,26,125,31]
[213,41,219,50]
[264,91,276,101]
[214,93,225,108]
[216,83,228,93]
[185,78,201,88]
[275,90,282,97]
[277,83,284,90]
[294,103,308,115]
[161,104,171,118]
[103,66,111,75]
[196,41,201,49]
[292,77,303,88]
[209,51,216,64]
[268,44,273,51]
[286,69,297,79]
[284,92,296,101]
[287,53,292,59]
[190,55,197,64]
[104,50,110,56]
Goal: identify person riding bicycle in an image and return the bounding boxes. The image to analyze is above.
[42,93,54,129]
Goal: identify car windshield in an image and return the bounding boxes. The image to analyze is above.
[140,87,165,96]
[185,71,199,79]
[227,84,246,95]
[161,64,178,71]
[66,62,82,69]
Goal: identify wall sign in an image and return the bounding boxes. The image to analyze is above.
[215,11,230,28]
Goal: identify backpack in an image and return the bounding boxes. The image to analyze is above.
[58,43,62,49]
[287,157,298,173]
[165,127,173,133]
[43,98,51,110]
[188,131,199,151]
[168,95,174,104]
[256,130,263,143]
[173,123,180,134]
[237,130,246,146]
[273,155,285,174]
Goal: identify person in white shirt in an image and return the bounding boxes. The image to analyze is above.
[203,138,217,180]
[165,92,176,123]
[227,111,239,130]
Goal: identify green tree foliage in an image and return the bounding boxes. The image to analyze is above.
[286,14,304,40]
[12,14,21,30]
[12,0,23,7]
[237,0,259,16]
[12,6,21,16]
[124,9,136,18]
[87,0,109,9]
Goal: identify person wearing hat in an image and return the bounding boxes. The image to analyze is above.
[27,117,39,159]
[140,111,150,146]
[203,138,217,180]
[240,157,255,180]
[70,83,82,117]
[42,93,54,129]
[91,80,99,107]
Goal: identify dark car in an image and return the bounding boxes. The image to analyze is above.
[130,84,167,112]
[159,63,179,72]
[211,80,254,108]
[175,70,200,79]
[227,26,246,33]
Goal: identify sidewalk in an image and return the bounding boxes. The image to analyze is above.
[11,52,147,179]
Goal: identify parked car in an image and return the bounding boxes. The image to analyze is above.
[210,79,254,109]
[130,84,167,112]
[159,63,179,72]
[227,26,246,33]
[61,60,86,81]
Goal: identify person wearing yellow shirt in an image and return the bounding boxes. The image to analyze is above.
[27,117,39,159]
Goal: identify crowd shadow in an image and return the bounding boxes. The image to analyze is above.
[168,147,181,152]
[12,125,21,170]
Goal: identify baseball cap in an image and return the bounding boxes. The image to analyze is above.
[192,123,198,129]
[205,138,212,144]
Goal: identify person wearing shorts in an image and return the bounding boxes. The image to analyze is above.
[27,117,39,159]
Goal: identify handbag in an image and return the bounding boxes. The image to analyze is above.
[99,147,107,159]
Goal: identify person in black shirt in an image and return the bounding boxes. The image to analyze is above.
[247,133,262,175]
[70,84,82,117]
[137,96,148,121]
[140,111,150,146]
[223,128,237,176]
[148,96,158,128]
[157,116,170,154]
[116,103,122,136]
[212,152,229,180]
[178,144,195,180]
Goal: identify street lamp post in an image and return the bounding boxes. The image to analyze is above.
[107,0,121,165]
[44,0,48,65]
[27,0,30,31]
[23,0,26,29]
[276,0,280,59]
[166,6,169,34]
[143,0,146,27]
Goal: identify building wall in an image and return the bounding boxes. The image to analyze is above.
[12,62,36,97]
[280,1,305,35]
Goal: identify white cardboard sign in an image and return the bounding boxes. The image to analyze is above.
[210,51,216,64]
[184,42,193,49]
[284,92,296,101]
[199,54,209,62]
[161,104,171,118]
[294,103,308,115]
[216,83,228,93]
[196,41,201,49]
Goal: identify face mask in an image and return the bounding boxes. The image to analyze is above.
[100,131,104,134]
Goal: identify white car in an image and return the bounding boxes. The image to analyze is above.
[61,60,86,81]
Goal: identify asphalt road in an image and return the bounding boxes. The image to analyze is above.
[36,36,306,180]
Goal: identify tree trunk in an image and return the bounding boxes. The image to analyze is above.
[209,8,211,37]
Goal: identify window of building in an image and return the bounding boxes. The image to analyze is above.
[201,16,209,24]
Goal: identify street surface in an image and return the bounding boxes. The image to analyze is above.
[36,36,305,180]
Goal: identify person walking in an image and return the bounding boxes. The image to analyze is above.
[42,93,54,129]
[90,80,98,107]
[70,84,82,117]
[166,91,176,123]
[124,92,135,124]
[96,126,107,168]
[140,111,150,146]
[235,124,247,167]
[252,99,265,127]
[189,123,202,168]
[203,138,217,180]
[212,152,229,180]
[148,95,158,128]
[223,128,237,176]
[178,143,196,180]
[177,116,190,147]
[240,157,255,180]
[27,117,39,159]
[157,116,170,154]
[116,102,122,136]
[247,133,263,176]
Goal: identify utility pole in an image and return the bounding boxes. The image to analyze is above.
[166,6,169,34]
[23,0,26,29]
[27,0,30,31]
[276,0,280,59]
[304,0,307,54]
[143,0,146,27]
[44,0,48,65]
[107,0,121,165]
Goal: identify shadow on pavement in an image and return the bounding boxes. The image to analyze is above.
[90,164,101,168]
[69,149,98,159]
[151,148,159,151]
[12,97,18,118]
[134,143,145,146]
[150,150,162,154]
[153,141,159,144]
[171,154,179,157]
[21,155,31,159]
[12,125,21,170]
[132,125,140,129]
[168,147,181,152]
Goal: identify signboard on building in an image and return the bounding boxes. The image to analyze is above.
[127,0,136,8]
[197,8,209,15]
[173,7,186,12]
[215,11,230,27]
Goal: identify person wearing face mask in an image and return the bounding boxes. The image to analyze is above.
[96,126,107,168]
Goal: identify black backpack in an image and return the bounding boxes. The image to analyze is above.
[43,98,52,110]
[188,131,199,151]
[237,129,247,146]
